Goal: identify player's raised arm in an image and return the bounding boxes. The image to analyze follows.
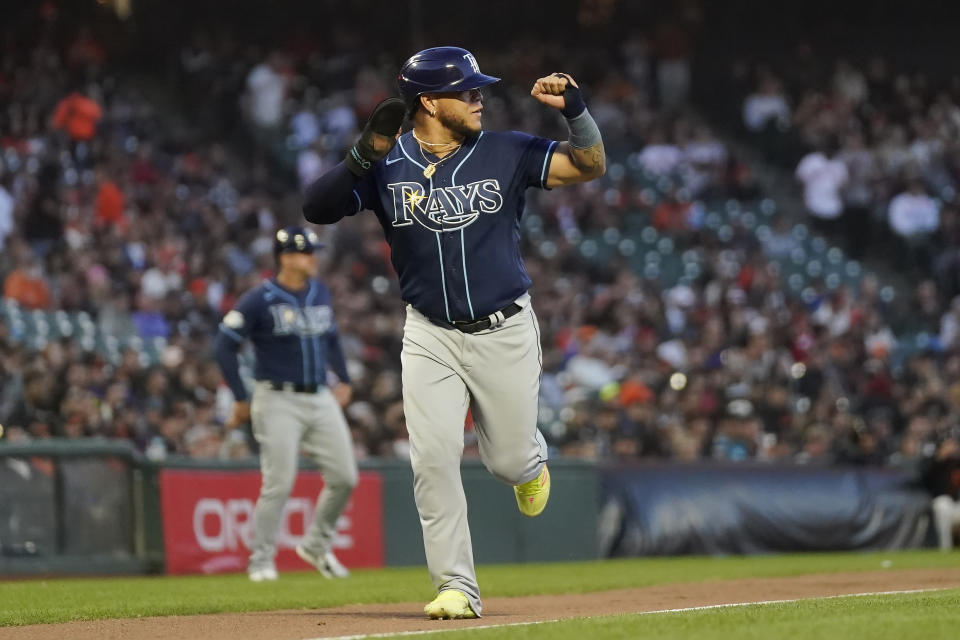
[531,73,606,187]
[302,98,406,224]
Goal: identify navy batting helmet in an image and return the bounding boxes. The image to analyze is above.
[273,226,322,258]
[397,46,500,109]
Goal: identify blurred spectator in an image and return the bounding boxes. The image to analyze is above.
[245,52,288,130]
[23,163,62,258]
[94,166,126,229]
[0,174,14,252]
[131,294,170,339]
[67,26,106,70]
[833,60,868,106]
[289,87,321,150]
[795,136,849,240]
[743,74,790,134]
[244,51,290,164]
[921,435,960,550]
[50,85,103,143]
[184,424,222,459]
[3,253,53,309]
[939,297,960,350]
[654,14,697,109]
[4,370,60,438]
[887,179,940,273]
[318,93,358,155]
[652,190,692,232]
[297,140,326,190]
[637,127,682,176]
[837,131,876,259]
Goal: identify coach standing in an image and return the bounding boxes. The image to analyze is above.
[302,47,605,618]
[213,226,357,582]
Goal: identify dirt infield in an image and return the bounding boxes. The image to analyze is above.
[6,568,960,640]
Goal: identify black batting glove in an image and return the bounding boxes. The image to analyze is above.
[345,97,407,177]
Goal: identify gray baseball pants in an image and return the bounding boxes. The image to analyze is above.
[248,382,358,571]
[401,298,548,616]
[932,495,960,551]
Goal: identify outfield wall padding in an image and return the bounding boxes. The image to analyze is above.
[0,442,598,575]
[374,459,600,566]
[1,441,937,575]
[599,463,931,556]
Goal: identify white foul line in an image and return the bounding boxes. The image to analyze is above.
[309,588,943,640]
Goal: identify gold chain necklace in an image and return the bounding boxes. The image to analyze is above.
[412,130,463,178]
[419,144,463,179]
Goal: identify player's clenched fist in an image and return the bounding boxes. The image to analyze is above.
[530,73,582,113]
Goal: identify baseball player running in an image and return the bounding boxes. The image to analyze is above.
[213,226,357,582]
[303,46,605,618]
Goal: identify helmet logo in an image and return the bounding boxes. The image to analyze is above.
[463,53,480,74]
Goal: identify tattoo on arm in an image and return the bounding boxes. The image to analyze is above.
[568,142,605,175]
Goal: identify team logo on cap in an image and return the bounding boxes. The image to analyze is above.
[463,53,480,74]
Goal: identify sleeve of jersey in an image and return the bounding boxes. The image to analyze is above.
[324,324,351,385]
[212,296,255,401]
[303,161,377,224]
[213,329,248,402]
[508,131,559,190]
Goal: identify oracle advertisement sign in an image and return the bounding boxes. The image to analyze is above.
[159,469,383,575]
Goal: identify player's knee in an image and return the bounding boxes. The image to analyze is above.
[260,473,296,499]
[320,457,358,490]
[328,466,358,490]
[483,455,530,485]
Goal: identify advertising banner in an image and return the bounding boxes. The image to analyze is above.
[160,469,383,574]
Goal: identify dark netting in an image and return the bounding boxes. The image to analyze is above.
[60,457,134,556]
[0,457,57,556]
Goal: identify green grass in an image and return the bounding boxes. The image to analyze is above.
[419,589,960,640]
[1,550,959,627]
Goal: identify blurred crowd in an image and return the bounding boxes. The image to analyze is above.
[737,50,960,295]
[0,7,959,493]
[529,220,960,475]
[0,14,293,459]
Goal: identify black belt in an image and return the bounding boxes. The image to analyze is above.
[262,381,322,393]
[429,303,522,334]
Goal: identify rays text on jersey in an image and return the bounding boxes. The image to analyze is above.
[386,179,503,232]
[268,304,333,336]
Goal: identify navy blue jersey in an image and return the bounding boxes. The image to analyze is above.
[213,278,350,401]
[347,130,556,322]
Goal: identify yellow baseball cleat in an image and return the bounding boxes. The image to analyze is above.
[424,589,478,619]
[514,464,550,517]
